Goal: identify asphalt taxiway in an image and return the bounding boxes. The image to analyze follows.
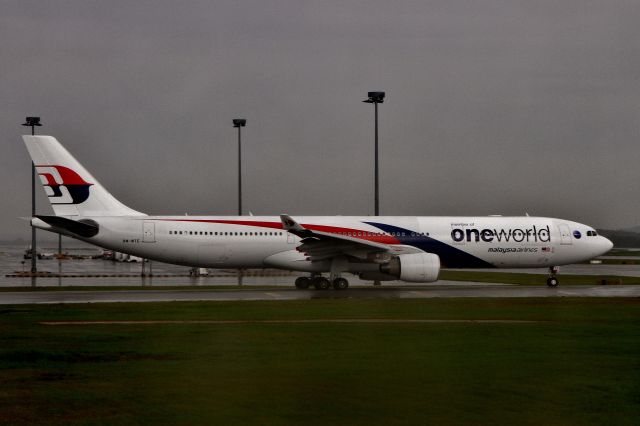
[1,282,639,304]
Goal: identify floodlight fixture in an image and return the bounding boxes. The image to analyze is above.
[22,117,42,136]
[362,91,385,104]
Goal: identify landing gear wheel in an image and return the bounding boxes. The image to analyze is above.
[295,277,310,289]
[332,278,349,290]
[313,277,331,290]
[547,266,560,288]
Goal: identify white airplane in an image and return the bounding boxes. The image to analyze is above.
[23,135,613,289]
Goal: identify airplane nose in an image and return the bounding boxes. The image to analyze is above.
[602,237,613,253]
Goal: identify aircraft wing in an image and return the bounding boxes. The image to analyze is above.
[280,214,392,262]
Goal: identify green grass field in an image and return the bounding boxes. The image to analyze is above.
[1,299,639,425]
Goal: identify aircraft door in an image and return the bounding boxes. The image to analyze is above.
[287,232,295,244]
[558,224,572,245]
[143,222,156,243]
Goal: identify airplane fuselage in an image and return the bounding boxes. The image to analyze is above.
[36,215,611,273]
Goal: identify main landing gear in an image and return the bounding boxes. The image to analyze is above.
[294,276,349,290]
[546,266,559,288]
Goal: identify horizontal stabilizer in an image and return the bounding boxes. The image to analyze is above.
[36,215,99,238]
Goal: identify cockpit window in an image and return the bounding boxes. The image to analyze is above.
[586,230,598,237]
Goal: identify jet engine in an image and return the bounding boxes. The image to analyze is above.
[380,253,440,283]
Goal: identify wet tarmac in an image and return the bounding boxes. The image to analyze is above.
[1,283,639,305]
[3,244,640,287]
[2,243,640,304]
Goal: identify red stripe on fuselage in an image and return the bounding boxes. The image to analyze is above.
[301,223,399,244]
[158,219,400,244]
[163,219,283,229]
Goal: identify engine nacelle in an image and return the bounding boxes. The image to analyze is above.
[380,253,440,283]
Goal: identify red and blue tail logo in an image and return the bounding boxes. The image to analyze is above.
[36,165,93,205]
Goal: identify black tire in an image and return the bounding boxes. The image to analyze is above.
[546,277,559,288]
[332,278,349,290]
[313,277,331,290]
[295,277,310,289]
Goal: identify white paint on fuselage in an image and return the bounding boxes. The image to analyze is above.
[57,215,612,272]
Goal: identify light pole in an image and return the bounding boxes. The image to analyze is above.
[233,119,246,286]
[362,91,385,216]
[22,117,42,273]
[233,119,246,216]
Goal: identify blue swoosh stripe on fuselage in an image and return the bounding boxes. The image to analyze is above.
[364,222,495,268]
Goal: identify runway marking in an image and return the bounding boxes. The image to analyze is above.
[39,319,542,325]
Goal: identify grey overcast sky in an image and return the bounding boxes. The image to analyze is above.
[1,0,639,240]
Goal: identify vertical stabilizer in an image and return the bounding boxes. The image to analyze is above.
[22,135,145,217]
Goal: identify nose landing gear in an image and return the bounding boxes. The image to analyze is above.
[547,266,559,287]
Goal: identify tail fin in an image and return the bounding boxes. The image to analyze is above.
[22,135,145,217]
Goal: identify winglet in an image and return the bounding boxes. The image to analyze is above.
[280,214,314,238]
[280,214,304,232]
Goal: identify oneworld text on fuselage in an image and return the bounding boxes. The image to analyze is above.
[451,225,551,243]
